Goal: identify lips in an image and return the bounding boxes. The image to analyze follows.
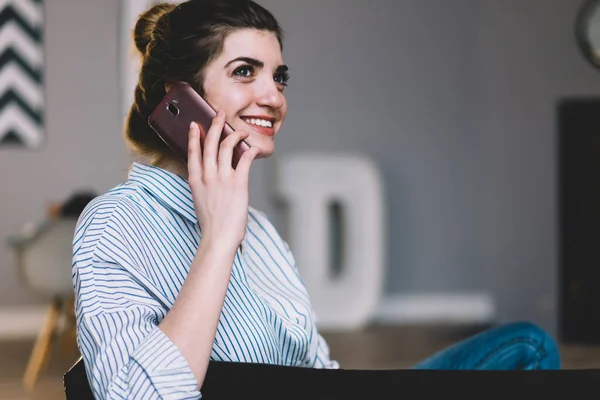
[240,115,276,137]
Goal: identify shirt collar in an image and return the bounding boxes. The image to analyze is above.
[128,162,198,224]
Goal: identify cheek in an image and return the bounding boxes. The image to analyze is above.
[204,83,249,115]
[218,88,253,116]
[279,100,289,122]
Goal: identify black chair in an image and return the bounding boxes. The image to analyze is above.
[63,356,94,399]
[64,356,600,399]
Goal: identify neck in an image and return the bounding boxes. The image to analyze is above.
[153,157,189,180]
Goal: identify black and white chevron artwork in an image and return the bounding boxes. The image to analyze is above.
[0,0,44,148]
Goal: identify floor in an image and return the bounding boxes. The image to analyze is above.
[2,323,600,399]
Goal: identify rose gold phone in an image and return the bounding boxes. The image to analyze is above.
[147,81,250,168]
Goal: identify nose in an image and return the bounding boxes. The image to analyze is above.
[256,78,285,110]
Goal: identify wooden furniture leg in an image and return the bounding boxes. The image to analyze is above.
[59,297,78,359]
[22,298,61,392]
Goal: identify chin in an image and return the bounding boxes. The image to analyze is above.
[248,135,275,159]
[254,145,274,159]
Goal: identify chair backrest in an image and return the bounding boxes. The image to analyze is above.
[63,356,94,400]
[18,219,77,298]
[64,354,600,399]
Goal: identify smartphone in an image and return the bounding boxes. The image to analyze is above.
[147,81,250,168]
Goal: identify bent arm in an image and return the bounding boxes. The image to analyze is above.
[79,311,200,399]
[76,239,236,399]
[158,238,236,388]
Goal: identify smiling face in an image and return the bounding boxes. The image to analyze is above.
[201,28,289,159]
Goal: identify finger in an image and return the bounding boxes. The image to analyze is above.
[218,130,250,173]
[187,121,203,180]
[233,145,261,178]
[203,110,226,178]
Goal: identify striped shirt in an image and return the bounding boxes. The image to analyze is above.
[72,162,339,400]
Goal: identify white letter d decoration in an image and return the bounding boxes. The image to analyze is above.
[275,153,386,330]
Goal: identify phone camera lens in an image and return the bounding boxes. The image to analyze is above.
[167,102,179,116]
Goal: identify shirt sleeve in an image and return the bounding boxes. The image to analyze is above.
[72,197,202,399]
[78,306,201,399]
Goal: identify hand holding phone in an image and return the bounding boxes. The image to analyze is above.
[149,81,260,250]
[189,109,259,248]
[147,81,250,168]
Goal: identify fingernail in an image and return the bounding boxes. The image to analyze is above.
[189,121,196,129]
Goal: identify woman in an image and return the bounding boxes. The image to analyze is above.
[72,1,560,398]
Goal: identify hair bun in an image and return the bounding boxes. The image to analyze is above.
[133,2,176,56]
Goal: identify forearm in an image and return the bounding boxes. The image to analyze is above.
[159,238,236,389]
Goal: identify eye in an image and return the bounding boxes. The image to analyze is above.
[233,65,254,78]
[274,72,290,87]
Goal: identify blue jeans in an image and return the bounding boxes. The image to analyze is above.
[411,321,561,370]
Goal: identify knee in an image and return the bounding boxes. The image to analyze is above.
[503,321,561,369]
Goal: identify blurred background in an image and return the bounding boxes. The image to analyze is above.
[3,0,600,398]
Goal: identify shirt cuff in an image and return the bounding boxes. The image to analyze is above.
[131,327,202,399]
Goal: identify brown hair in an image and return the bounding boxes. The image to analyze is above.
[126,0,283,164]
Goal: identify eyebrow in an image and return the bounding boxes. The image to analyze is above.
[224,56,288,73]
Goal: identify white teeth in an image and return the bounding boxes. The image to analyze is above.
[243,118,273,128]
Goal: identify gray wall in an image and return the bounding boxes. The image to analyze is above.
[1,0,599,335]
[0,0,127,306]
[474,0,600,330]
